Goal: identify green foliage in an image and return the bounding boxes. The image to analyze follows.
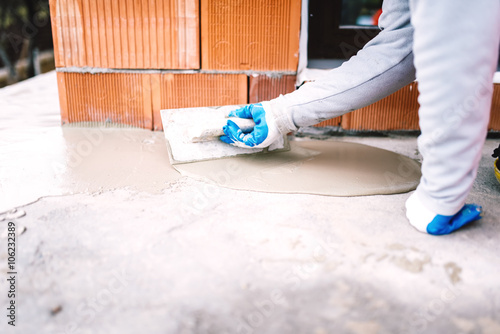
[0,0,49,31]
[0,0,50,82]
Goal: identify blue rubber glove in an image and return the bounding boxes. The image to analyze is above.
[405,193,483,235]
[220,103,282,149]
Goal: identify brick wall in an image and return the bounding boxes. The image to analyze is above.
[50,0,500,131]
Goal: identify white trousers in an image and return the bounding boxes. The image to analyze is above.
[270,0,500,215]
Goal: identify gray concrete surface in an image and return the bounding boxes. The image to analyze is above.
[1,72,500,334]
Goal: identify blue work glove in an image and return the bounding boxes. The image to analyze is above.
[405,193,483,235]
[220,103,287,149]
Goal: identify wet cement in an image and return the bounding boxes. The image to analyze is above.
[1,71,422,212]
[0,72,180,212]
[0,126,180,213]
[174,140,421,197]
[1,122,421,213]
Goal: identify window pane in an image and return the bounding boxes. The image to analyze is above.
[340,0,383,27]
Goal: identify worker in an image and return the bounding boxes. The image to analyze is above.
[220,0,500,235]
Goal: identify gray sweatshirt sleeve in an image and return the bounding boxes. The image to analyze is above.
[268,0,416,128]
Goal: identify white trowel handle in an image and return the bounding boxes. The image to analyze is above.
[188,117,256,143]
[226,117,256,133]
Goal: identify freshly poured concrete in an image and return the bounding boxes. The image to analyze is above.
[175,140,421,196]
[0,74,418,206]
[0,73,180,212]
[0,126,180,213]
[1,72,500,334]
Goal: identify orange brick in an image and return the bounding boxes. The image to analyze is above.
[248,74,341,127]
[153,73,248,130]
[56,72,154,129]
[56,72,69,122]
[201,0,301,71]
[248,74,296,103]
[248,74,343,127]
[49,0,199,69]
[337,83,499,131]
[489,84,500,131]
[341,82,420,131]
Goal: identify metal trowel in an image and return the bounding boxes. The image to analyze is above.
[160,105,290,165]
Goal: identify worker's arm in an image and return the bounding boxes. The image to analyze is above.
[222,0,416,147]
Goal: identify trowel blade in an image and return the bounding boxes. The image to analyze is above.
[160,105,290,165]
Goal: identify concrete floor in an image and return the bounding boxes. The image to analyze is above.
[1,72,500,334]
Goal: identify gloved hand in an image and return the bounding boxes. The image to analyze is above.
[220,102,294,149]
[405,193,483,235]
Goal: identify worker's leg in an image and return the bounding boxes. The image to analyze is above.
[268,0,416,127]
[406,0,500,234]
